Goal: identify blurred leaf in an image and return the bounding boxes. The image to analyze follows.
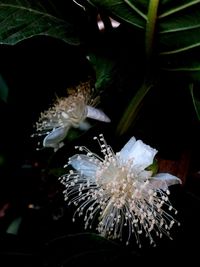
[6,217,22,235]
[116,80,153,135]
[88,53,116,91]
[48,167,67,177]
[0,0,80,45]
[0,153,6,166]
[0,74,9,102]
[189,83,200,120]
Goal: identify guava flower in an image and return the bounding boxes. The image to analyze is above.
[60,134,181,247]
[34,81,110,150]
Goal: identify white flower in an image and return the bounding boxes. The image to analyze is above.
[60,134,181,247]
[34,81,110,150]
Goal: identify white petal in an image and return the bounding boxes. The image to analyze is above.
[121,139,157,169]
[69,154,99,177]
[154,173,182,186]
[86,106,111,122]
[119,136,136,161]
[43,126,69,148]
[150,173,182,191]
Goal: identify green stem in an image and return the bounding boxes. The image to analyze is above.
[145,0,160,62]
[116,0,160,136]
[116,81,153,136]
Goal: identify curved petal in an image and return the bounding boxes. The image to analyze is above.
[43,126,69,148]
[119,136,136,161]
[69,154,99,177]
[150,173,182,191]
[122,139,157,169]
[86,106,111,122]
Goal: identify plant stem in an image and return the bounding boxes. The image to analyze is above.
[145,0,160,62]
[116,0,160,136]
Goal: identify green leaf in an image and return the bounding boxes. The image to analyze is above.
[89,0,200,80]
[158,1,200,77]
[0,0,80,45]
[0,74,9,102]
[145,159,159,175]
[88,53,116,91]
[88,0,147,29]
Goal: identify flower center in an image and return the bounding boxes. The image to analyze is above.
[96,157,137,209]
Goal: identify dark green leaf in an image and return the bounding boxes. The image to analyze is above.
[158,1,200,76]
[88,0,147,29]
[43,232,140,266]
[88,53,116,91]
[159,48,200,81]
[89,0,200,80]
[0,0,80,45]
[0,74,9,102]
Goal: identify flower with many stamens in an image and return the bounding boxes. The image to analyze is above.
[60,134,181,247]
[34,81,110,150]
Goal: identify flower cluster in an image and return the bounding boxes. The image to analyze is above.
[34,81,110,150]
[60,134,181,247]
